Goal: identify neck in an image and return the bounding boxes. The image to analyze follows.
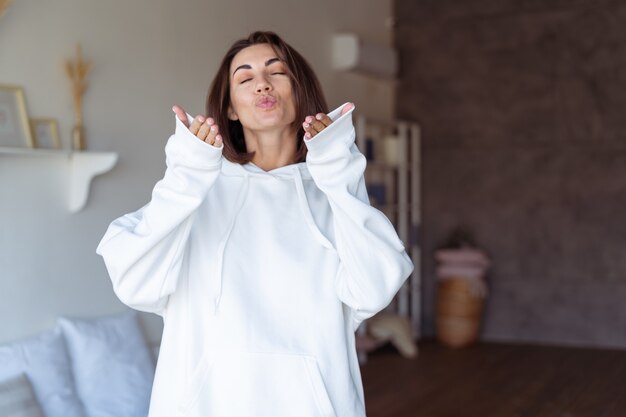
[243,125,298,172]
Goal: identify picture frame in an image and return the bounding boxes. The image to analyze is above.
[0,84,34,148]
[30,118,61,149]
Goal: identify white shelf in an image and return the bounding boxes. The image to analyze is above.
[0,147,118,213]
[0,147,72,156]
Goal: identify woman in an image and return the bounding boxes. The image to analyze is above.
[97,31,413,417]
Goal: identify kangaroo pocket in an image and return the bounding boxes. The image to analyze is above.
[177,350,338,417]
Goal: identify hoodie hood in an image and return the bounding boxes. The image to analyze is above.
[212,159,333,313]
[210,103,352,312]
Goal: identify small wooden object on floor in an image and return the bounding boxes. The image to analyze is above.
[436,277,484,347]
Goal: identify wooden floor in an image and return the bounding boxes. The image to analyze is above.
[360,340,626,417]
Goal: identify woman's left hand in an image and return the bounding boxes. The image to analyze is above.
[302,102,354,140]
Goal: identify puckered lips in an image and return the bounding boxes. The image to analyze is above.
[256,95,277,109]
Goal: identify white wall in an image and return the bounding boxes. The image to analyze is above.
[0,0,395,344]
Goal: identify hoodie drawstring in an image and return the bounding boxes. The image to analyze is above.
[213,173,250,314]
[292,167,334,250]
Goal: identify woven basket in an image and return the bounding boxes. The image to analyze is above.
[436,277,484,348]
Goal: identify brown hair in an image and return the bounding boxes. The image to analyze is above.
[206,31,328,164]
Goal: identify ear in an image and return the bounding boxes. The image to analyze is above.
[228,106,239,121]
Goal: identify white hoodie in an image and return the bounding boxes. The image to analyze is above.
[96,103,414,417]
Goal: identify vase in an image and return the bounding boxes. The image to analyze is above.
[72,124,85,151]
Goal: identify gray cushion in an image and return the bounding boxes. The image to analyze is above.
[0,374,45,417]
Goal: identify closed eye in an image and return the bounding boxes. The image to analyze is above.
[240,78,252,84]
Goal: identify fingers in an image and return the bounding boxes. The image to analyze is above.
[302,103,354,140]
[196,120,211,140]
[196,118,222,147]
[195,117,221,146]
[303,113,332,140]
[340,102,354,116]
[172,104,222,147]
[189,115,207,136]
[172,105,189,127]
[197,121,222,146]
[184,114,222,146]
[174,107,222,146]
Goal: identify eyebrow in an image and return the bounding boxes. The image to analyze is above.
[232,57,282,76]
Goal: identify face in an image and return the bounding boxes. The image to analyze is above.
[228,43,297,133]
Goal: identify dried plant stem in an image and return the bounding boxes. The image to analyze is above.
[64,44,91,149]
[65,44,91,125]
[0,0,13,18]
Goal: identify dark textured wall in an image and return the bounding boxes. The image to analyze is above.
[395,0,626,348]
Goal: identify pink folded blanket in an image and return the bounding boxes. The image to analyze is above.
[435,248,491,267]
[435,248,491,298]
[436,264,486,280]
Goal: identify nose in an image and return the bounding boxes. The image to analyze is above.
[255,77,273,93]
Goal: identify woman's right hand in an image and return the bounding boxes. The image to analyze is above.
[172,104,223,147]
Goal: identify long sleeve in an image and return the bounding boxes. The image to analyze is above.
[96,114,223,315]
[304,103,415,331]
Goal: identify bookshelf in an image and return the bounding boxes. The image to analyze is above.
[355,115,421,362]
